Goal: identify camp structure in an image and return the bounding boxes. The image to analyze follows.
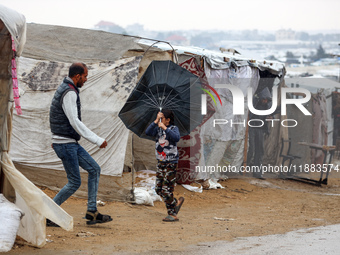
[0,5,73,250]
[130,43,338,184]
[8,20,337,193]
[135,41,288,182]
[3,12,337,248]
[283,76,340,167]
[8,21,299,189]
[9,22,291,196]
[0,4,26,203]
[8,23,177,204]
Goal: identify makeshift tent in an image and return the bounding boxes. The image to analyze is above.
[10,23,290,197]
[0,4,72,249]
[8,23,176,203]
[283,77,340,166]
[135,42,288,181]
[3,8,334,251]
[142,44,338,181]
[0,3,26,202]
[13,21,333,204]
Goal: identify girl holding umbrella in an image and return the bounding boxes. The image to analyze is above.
[145,110,185,222]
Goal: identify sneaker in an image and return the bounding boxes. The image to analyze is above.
[85,210,112,225]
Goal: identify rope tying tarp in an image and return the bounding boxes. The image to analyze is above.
[11,35,21,115]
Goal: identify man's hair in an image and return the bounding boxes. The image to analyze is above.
[162,109,175,125]
[69,63,87,78]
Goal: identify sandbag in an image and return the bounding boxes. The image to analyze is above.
[134,187,155,206]
[0,194,24,252]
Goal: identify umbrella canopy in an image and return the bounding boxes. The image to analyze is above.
[118,60,203,140]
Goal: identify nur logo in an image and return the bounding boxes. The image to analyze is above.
[200,85,222,115]
[201,84,312,116]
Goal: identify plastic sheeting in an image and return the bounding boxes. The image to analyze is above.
[10,56,142,176]
[196,64,260,180]
[312,94,329,164]
[0,20,12,155]
[202,64,260,141]
[0,4,26,56]
[285,81,334,168]
[138,41,286,77]
[0,2,26,206]
[204,55,285,77]
[1,152,73,247]
[176,57,214,184]
[22,23,141,63]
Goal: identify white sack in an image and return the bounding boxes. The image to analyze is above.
[0,194,24,252]
[133,187,155,206]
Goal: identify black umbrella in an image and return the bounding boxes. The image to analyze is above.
[118,60,203,140]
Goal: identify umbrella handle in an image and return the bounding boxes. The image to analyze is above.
[159,107,162,123]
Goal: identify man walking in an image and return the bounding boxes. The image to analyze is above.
[48,63,112,226]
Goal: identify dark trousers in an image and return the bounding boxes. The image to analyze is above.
[155,162,178,216]
[247,128,265,176]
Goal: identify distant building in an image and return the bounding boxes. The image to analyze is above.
[278,56,300,65]
[126,23,145,36]
[165,34,189,46]
[276,29,296,41]
[94,20,126,34]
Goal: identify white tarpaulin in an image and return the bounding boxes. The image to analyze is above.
[0,4,26,56]
[10,56,142,176]
[202,64,260,141]
[1,152,73,247]
[197,64,259,179]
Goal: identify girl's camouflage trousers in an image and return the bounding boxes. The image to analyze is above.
[155,162,178,216]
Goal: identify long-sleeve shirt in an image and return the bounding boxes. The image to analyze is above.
[145,122,180,163]
[52,82,104,147]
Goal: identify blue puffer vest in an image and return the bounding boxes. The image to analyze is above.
[49,78,81,141]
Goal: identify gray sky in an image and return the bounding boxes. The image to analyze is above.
[2,0,340,32]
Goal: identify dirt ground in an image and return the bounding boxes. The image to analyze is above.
[7,160,340,255]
